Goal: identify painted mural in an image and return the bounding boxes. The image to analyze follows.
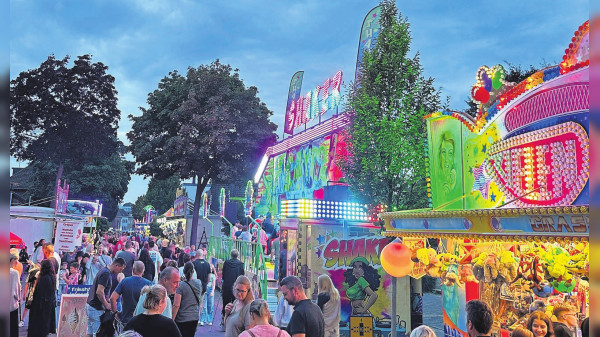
[306,225,409,337]
[255,132,346,217]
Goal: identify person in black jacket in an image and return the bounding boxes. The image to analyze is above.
[27,259,57,337]
[220,249,245,324]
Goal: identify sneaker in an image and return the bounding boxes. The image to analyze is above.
[208,323,212,326]
[18,321,24,327]
[199,322,204,326]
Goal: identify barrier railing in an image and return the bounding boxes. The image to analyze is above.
[208,235,267,300]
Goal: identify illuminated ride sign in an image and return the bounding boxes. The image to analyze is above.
[284,70,343,134]
[425,20,589,211]
[280,199,370,221]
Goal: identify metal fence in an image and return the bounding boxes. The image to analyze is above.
[208,236,268,300]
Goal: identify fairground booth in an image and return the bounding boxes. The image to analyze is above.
[252,6,421,337]
[380,21,589,337]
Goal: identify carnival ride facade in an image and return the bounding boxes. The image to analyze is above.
[380,20,589,337]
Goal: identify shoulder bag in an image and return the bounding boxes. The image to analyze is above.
[185,280,200,305]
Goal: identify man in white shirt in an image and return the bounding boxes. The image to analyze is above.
[134,266,179,318]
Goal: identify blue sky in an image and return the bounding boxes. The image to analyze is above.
[10,0,588,204]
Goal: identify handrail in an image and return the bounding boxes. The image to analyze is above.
[208,236,267,300]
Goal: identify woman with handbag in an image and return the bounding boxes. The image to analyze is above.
[172,262,202,337]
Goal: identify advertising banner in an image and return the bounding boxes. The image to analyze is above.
[55,220,85,252]
[174,195,188,217]
[284,71,304,135]
[355,5,382,87]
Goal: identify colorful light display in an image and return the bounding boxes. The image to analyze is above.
[286,71,343,133]
[487,121,589,207]
[280,199,370,221]
[425,21,589,211]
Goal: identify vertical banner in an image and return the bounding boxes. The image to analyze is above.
[284,71,304,135]
[355,5,382,87]
[245,180,254,217]
[55,180,69,214]
[55,220,85,252]
[219,187,226,217]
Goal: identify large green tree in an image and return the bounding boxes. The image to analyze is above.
[10,54,131,217]
[128,60,277,245]
[129,176,181,220]
[341,1,442,210]
[143,176,181,215]
[132,194,147,221]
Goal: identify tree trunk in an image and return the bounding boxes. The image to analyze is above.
[189,177,208,247]
[51,162,64,209]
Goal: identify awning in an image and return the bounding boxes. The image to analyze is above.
[10,232,25,249]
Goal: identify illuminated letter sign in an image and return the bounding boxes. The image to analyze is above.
[487,122,589,207]
[287,71,343,132]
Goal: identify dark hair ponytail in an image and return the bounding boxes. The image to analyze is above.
[183,262,194,281]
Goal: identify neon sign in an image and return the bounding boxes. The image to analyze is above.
[286,71,343,133]
[487,122,589,207]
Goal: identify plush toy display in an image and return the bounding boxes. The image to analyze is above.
[416,248,442,277]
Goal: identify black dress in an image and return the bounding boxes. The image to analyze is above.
[27,274,56,337]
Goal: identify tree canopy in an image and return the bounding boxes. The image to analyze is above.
[11,54,121,163]
[129,175,180,220]
[128,60,277,245]
[341,1,442,210]
[10,54,131,219]
[26,154,132,221]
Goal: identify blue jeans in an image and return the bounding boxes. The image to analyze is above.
[200,287,214,323]
[86,303,104,335]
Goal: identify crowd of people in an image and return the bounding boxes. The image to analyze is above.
[10,231,217,337]
[9,229,590,337]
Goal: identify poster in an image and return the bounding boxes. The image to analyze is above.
[307,224,410,336]
[428,117,465,210]
[55,220,85,253]
[57,294,88,337]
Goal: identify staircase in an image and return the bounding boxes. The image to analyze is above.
[266,285,279,316]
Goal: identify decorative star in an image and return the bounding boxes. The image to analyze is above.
[490,193,496,202]
[317,234,326,245]
[316,248,322,258]
[330,231,338,238]
[469,167,473,174]
[307,242,312,250]
[373,13,377,17]
[362,40,366,43]
[482,144,487,153]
